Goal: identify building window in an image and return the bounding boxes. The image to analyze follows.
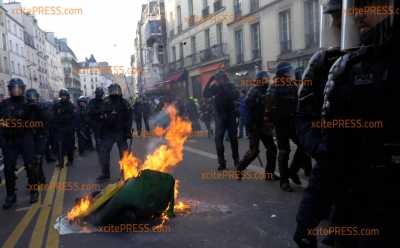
[205,28,210,49]
[179,42,184,60]
[172,46,176,62]
[235,29,244,64]
[250,0,260,12]
[234,0,242,19]
[177,6,182,33]
[279,9,292,53]
[214,0,223,12]
[216,23,223,44]
[202,0,209,17]
[188,0,194,16]
[9,40,12,52]
[304,0,320,48]
[3,57,8,73]
[0,58,3,73]
[11,61,15,73]
[2,33,5,50]
[191,36,196,64]
[251,23,261,59]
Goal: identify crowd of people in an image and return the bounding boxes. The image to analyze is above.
[0,0,398,247]
[0,81,133,209]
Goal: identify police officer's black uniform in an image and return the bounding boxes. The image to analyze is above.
[53,89,75,168]
[203,70,240,170]
[0,79,39,209]
[97,84,132,181]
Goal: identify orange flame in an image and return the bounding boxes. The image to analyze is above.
[120,105,192,180]
[66,105,192,221]
[67,196,91,221]
[119,152,141,181]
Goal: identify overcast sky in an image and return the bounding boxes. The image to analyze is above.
[16,0,144,68]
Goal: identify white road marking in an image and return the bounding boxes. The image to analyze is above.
[184,145,308,185]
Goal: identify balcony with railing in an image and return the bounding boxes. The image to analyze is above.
[202,6,210,17]
[168,43,228,73]
[214,0,223,12]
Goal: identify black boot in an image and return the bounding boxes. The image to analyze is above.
[3,194,17,210]
[280,181,293,192]
[289,172,302,185]
[217,164,226,171]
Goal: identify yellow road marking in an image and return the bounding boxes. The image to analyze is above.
[0,167,25,187]
[2,168,59,248]
[28,168,61,248]
[46,166,68,248]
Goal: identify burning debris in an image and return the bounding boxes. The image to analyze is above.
[62,105,192,231]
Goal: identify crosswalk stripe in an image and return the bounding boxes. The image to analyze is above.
[46,167,68,248]
[28,168,61,248]
[2,168,59,248]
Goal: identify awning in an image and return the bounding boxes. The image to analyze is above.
[157,70,187,86]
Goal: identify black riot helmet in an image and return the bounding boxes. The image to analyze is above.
[59,88,70,102]
[108,83,122,97]
[8,78,26,97]
[25,88,40,104]
[95,87,104,99]
[78,96,88,104]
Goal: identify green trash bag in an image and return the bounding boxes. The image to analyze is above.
[85,169,175,226]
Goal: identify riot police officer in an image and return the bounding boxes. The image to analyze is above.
[76,96,92,155]
[97,84,132,181]
[88,87,104,156]
[53,89,75,168]
[266,62,308,192]
[237,71,278,179]
[25,89,47,184]
[320,0,399,247]
[203,70,240,170]
[0,78,39,209]
[294,0,345,246]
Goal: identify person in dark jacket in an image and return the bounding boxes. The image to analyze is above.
[25,89,47,185]
[266,62,308,192]
[203,70,240,170]
[76,96,93,155]
[238,71,278,180]
[97,84,132,181]
[53,89,75,168]
[88,87,105,155]
[0,79,39,209]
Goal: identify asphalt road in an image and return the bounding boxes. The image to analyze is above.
[0,135,310,248]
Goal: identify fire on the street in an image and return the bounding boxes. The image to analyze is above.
[67,105,192,223]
